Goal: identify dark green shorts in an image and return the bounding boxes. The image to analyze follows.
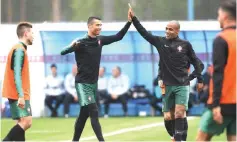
[199,109,236,135]
[9,99,32,120]
[162,85,189,112]
[75,83,97,106]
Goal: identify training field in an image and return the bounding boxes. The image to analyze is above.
[1,117,225,141]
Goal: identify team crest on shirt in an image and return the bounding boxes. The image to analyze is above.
[98,40,101,46]
[177,46,182,52]
[27,107,31,113]
[88,96,92,101]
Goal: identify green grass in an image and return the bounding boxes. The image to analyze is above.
[1,117,226,141]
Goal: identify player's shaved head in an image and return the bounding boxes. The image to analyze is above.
[165,20,180,39]
[168,20,180,30]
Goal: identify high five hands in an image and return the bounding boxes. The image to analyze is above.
[128,3,135,22]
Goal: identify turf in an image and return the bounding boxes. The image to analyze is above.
[1,117,226,141]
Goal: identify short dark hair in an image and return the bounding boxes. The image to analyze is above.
[87,16,101,25]
[101,66,106,71]
[220,0,236,20]
[16,22,32,38]
[50,64,57,69]
[115,66,121,73]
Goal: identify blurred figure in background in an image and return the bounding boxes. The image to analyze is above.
[1,98,8,117]
[104,66,130,117]
[97,67,109,114]
[198,65,213,104]
[63,64,78,118]
[150,66,163,114]
[44,64,65,117]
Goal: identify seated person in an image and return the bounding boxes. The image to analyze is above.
[198,65,212,104]
[104,66,130,117]
[97,67,109,111]
[44,64,65,117]
[63,64,78,118]
[150,74,163,113]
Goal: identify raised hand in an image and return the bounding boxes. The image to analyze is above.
[128,3,135,19]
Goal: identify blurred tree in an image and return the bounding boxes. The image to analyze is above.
[0,0,220,23]
[60,0,73,22]
[25,0,51,22]
[7,0,13,23]
[70,0,103,22]
[52,0,61,22]
[195,0,220,20]
[102,0,114,21]
[20,0,26,21]
[113,0,187,21]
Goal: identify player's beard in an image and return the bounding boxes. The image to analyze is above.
[27,39,33,45]
[94,29,101,36]
[219,21,224,29]
[166,33,175,39]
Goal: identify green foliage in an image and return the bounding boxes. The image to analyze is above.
[70,0,103,22]
[1,0,220,23]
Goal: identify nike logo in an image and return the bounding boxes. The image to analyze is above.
[164,45,169,47]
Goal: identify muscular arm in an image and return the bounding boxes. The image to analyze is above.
[212,36,228,107]
[132,16,161,46]
[11,48,25,98]
[187,42,204,83]
[100,22,131,46]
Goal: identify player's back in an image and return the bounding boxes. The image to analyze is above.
[2,43,30,100]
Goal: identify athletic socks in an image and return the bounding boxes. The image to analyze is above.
[164,120,174,137]
[3,124,25,141]
[182,117,188,141]
[174,118,187,141]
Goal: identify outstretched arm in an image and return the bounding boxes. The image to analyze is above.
[100,21,131,46]
[132,17,158,46]
[128,4,161,46]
